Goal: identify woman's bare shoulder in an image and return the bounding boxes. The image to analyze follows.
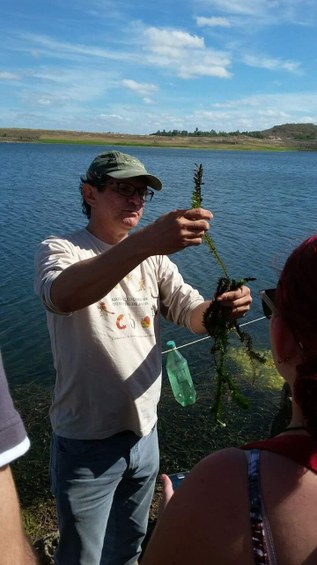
[142,447,253,565]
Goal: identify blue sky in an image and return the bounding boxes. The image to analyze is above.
[1,0,317,134]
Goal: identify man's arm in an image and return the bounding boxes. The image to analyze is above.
[49,208,212,313]
[0,465,38,564]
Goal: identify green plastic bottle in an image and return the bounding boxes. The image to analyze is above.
[165,340,197,407]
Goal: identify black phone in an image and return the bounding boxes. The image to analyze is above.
[168,471,189,490]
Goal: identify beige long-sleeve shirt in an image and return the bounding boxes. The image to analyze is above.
[35,228,204,439]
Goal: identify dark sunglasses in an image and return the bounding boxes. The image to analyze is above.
[113,181,154,202]
[81,177,154,203]
[260,288,277,319]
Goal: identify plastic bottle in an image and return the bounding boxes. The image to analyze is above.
[165,340,197,407]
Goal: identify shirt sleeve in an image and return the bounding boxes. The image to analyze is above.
[156,255,205,330]
[0,353,30,467]
[34,236,77,314]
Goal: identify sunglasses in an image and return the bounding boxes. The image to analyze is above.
[112,181,154,202]
[260,288,277,319]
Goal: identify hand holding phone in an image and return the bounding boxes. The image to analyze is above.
[168,471,189,490]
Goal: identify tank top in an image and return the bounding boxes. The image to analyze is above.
[241,435,317,564]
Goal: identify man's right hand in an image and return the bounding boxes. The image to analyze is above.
[141,207,213,256]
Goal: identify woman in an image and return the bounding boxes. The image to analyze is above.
[142,235,317,564]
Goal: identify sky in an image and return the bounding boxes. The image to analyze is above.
[1,0,317,135]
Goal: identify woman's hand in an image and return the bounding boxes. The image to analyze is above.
[158,474,175,518]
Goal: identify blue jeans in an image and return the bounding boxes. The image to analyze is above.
[50,426,159,565]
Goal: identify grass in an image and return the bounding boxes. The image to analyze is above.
[10,347,285,562]
[38,138,292,151]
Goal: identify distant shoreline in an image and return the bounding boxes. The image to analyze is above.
[1,126,317,151]
[0,128,307,152]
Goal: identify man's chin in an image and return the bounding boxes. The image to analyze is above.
[122,216,140,229]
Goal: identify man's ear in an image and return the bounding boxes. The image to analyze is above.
[82,183,97,209]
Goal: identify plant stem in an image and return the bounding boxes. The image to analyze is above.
[191,163,266,423]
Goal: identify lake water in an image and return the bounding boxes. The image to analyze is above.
[1,143,317,386]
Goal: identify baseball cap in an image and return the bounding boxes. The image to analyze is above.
[82,151,162,190]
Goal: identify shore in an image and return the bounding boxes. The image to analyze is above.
[1,127,316,151]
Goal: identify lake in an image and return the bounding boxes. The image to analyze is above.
[1,143,316,386]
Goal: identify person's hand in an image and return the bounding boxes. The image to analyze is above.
[216,285,252,319]
[158,474,175,518]
[141,208,213,256]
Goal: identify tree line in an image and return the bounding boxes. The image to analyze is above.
[150,128,264,138]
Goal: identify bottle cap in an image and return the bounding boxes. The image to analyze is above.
[166,340,176,349]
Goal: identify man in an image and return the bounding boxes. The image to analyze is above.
[34,150,252,565]
[0,353,38,564]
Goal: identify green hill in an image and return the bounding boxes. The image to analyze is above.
[262,122,317,141]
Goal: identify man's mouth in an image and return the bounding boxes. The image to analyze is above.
[123,209,140,215]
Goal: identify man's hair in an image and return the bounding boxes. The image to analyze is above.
[79,176,111,219]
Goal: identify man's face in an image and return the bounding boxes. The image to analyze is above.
[89,176,150,237]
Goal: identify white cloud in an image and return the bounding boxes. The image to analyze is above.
[2,91,316,134]
[195,16,231,28]
[145,28,205,49]
[197,0,317,25]
[19,67,122,108]
[243,54,302,74]
[0,71,21,80]
[15,33,137,64]
[204,0,261,16]
[99,113,126,121]
[144,27,232,79]
[122,79,158,96]
[191,92,317,132]
[20,90,72,107]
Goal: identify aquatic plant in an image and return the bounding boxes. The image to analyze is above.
[192,163,266,425]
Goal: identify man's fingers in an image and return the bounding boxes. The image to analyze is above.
[183,207,213,221]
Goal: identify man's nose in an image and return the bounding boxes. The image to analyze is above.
[127,191,144,204]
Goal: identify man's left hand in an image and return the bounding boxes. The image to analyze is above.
[216,285,252,319]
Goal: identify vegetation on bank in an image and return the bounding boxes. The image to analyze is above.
[151,122,317,143]
[152,127,266,139]
[10,346,285,562]
[1,122,317,151]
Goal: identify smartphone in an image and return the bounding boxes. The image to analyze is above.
[168,471,189,490]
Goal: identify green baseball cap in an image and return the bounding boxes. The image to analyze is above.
[82,151,162,190]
